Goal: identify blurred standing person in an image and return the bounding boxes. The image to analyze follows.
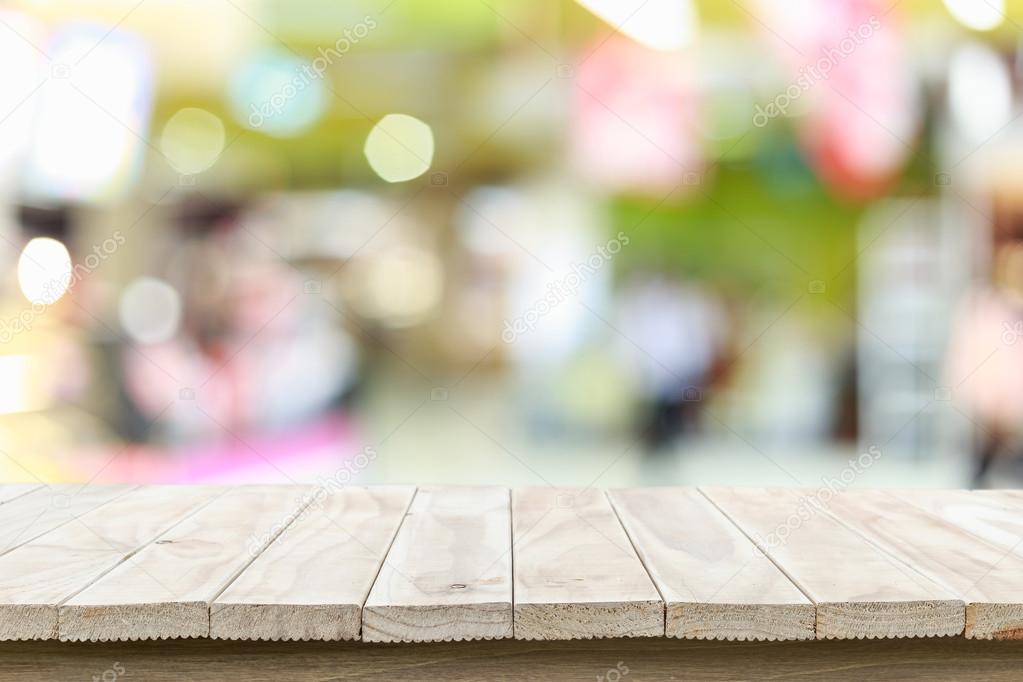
[617,274,726,452]
[946,243,1023,486]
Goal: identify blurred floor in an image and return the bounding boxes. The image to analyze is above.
[355,369,973,489]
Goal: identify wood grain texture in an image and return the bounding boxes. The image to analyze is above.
[702,487,964,640]
[212,486,414,641]
[895,490,1023,556]
[0,485,136,557]
[609,487,814,641]
[4,634,1023,681]
[363,486,512,643]
[512,487,663,640]
[0,486,223,641]
[824,489,1023,641]
[59,485,311,642]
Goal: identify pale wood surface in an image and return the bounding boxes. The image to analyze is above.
[0,484,1020,643]
[213,486,414,641]
[609,487,814,641]
[701,487,964,639]
[60,485,311,641]
[895,489,1023,556]
[0,485,43,506]
[824,489,1023,640]
[512,487,663,640]
[363,486,513,643]
[0,485,135,558]
[0,486,222,641]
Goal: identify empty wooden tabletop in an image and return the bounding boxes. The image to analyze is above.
[0,484,1020,643]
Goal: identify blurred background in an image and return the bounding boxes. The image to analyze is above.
[2,0,1023,490]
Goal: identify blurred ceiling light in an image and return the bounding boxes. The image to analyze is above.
[353,248,443,326]
[0,10,42,179]
[575,0,698,50]
[25,25,152,202]
[229,50,327,137]
[943,0,1004,31]
[363,114,434,183]
[159,108,226,174]
[948,44,1012,142]
[17,237,72,305]
[118,277,182,344]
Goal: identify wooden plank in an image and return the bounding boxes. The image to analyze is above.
[701,487,964,639]
[609,487,814,641]
[0,485,135,557]
[59,485,312,642]
[212,486,414,641]
[0,486,224,641]
[362,486,512,643]
[0,485,43,506]
[824,489,1023,640]
[895,489,1023,556]
[511,487,663,640]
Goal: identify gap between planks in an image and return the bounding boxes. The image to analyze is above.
[610,487,813,641]
[700,487,965,640]
[1,485,1019,643]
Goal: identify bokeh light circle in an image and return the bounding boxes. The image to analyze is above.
[363,114,434,183]
[228,50,328,137]
[160,108,226,174]
[18,237,72,305]
[118,277,182,344]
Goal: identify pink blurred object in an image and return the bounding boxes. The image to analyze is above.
[571,35,703,194]
[63,413,365,484]
[756,0,919,199]
[946,290,1023,435]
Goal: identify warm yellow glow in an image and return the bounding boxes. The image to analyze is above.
[0,355,46,415]
[363,114,434,183]
[17,237,72,305]
[159,108,226,174]
[575,0,697,50]
[943,0,1004,30]
[352,248,443,326]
